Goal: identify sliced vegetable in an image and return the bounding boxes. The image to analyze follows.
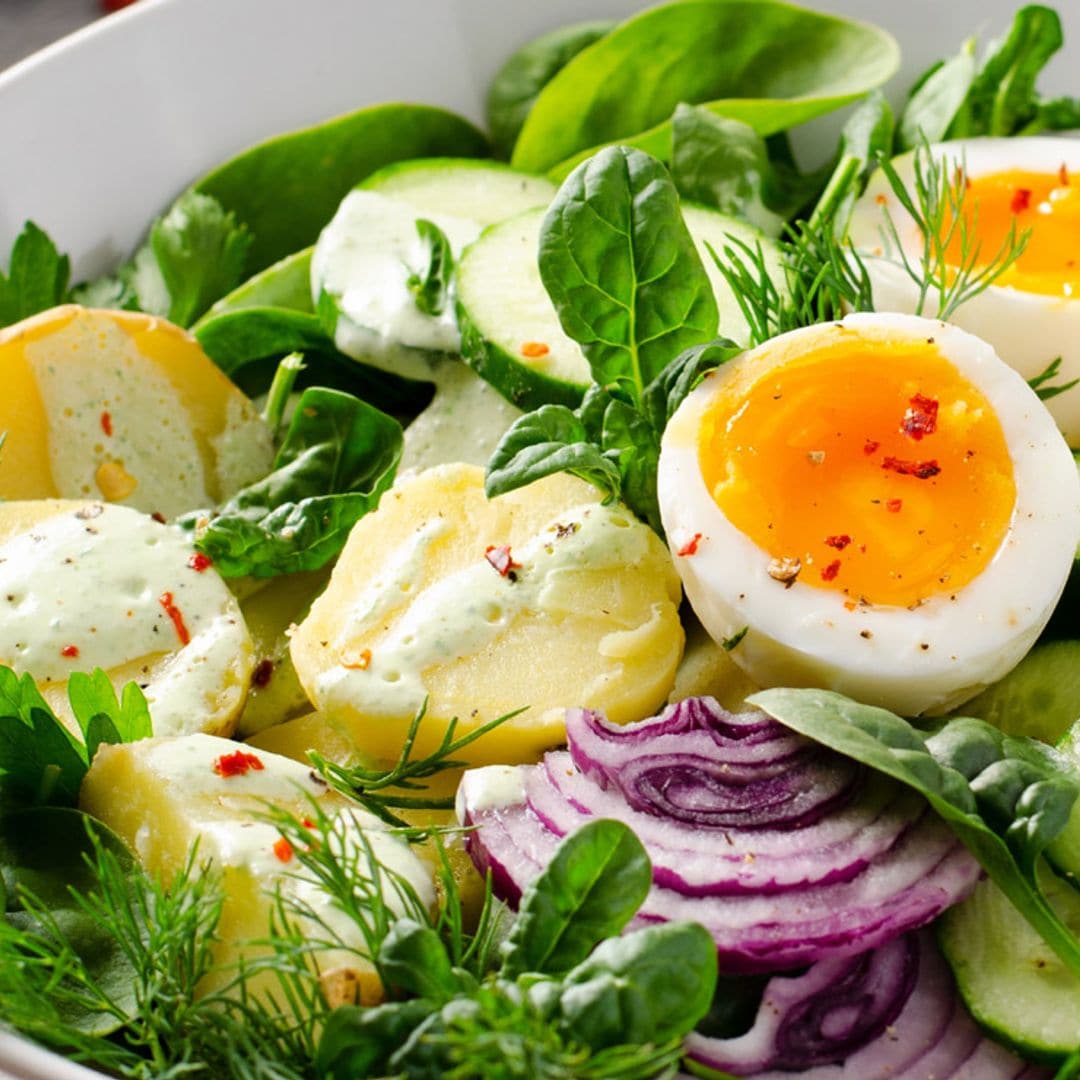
[195,105,489,274]
[511,0,899,175]
[179,386,402,579]
[459,697,980,973]
[752,688,1080,980]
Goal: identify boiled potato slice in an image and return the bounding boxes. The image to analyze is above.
[668,614,760,710]
[0,499,252,737]
[0,306,273,518]
[80,734,434,1004]
[235,568,331,737]
[290,463,683,764]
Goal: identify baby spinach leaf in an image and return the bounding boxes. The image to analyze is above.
[487,21,614,161]
[500,818,651,978]
[195,247,315,324]
[0,222,71,328]
[317,999,435,1079]
[898,41,977,149]
[671,106,785,236]
[823,91,895,236]
[195,104,488,274]
[181,387,402,578]
[124,191,252,328]
[378,918,460,1003]
[600,397,662,533]
[539,145,718,400]
[406,220,453,317]
[1,809,137,1036]
[485,404,622,502]
[640,338,741,433]
[557,922,717,1051]
[751,687,1080,979]
[512,1,899,175]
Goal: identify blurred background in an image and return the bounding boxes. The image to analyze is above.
[0,0,137,69]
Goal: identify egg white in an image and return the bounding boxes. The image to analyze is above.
[849,136,1080,447]
[658,312,1080,716]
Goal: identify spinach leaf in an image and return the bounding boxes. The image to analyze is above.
[898,40,977,149]
[751,687,1080,979]
[557,922,717,1050]
[487,21,613,160]
[640,338,741,433]
[194,247,315,324]
[406,220,453,317]
[824,91,896,236]
[195,104,487,274]
[1,809,137,1036]
[378,918,461,1003]
[0,222,70,328]
[180,387,402,578]
[671,106,785,236]
[539,145,718,399]
[0,667,152,810]
[500,818,651,978]
[317,999,435,1079]
[512,1,898,175]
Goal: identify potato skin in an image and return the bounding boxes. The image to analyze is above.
[291,463,683,765]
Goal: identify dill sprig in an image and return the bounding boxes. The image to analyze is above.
[711,138,1031,346]
[310,702,524,828]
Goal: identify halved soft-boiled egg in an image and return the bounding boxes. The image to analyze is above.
[849,137,1080,446]
[658,312,1080,716]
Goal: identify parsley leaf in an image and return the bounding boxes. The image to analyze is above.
[0,222,71,328]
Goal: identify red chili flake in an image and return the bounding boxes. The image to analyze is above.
[874,193,888,206]
[60,644,80,658]
[252,658,274,687]
[302,818,316,829]
[151,512,167,524]
[158,591,191,646]
[863,439,880,456]
[901,393,938,441]
[887,498,904,513]
[187,552,212,572]
[881,456,941,479]
[824,534,851,550]
[677,533,703,557]
[1060,163,1070,187]
[1011,187,1032,214]
[100,411,113,437]
[340,646,372,670]
[273,837,294,863]
[213,750,265,778]
[821,560,842,582]
[485,545,520,577]
[520,341,550,358]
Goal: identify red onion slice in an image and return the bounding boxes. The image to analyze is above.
[457,697,981,974]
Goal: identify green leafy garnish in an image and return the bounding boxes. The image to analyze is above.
[0,222,71,328]
[0,667,150,809]
[751,687,1080,980]
[406,219,454,317]
[899,4,1080,147]
[179,385,402,578]
[1029,357,1080,403]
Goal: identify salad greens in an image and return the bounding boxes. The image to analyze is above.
[751,688,1080,978]
[179,385,403,578]
[508,0,900,176]
[406,220,455,318]
[0,222,70,327]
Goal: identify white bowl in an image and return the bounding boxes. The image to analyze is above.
[0,1,1075,1077]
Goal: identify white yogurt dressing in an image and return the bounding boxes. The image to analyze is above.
[314,503,652,718]
[0,503,250,736]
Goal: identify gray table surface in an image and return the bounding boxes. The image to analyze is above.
[0,0,100,71]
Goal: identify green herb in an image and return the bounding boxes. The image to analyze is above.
[0,222,70,328]
[260,351,306,439]
[179,386,402,578]
[406,219,454,317]
[510,0,898,176]
[900,5,1079,147]
[1029,357,1080,402]
[317,819,717,1079]
[487,20,613,160]
[751,687,1080,980]
[720,627,748,652]
[0,667,150,810]
[312,703,524,828]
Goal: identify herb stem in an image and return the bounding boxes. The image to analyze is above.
[261,351,306,440]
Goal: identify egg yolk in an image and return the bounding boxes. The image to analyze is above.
[944,167,1080,298]
[698,337,1016,608]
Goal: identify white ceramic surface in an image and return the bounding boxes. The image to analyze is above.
[0,1,1076,1077]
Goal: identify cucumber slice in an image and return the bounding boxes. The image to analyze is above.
[455,203,783,409]
[959,640,1080,744]
[314,161,556,381]
[939,870,1080,1061]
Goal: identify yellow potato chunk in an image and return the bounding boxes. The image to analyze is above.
[0,499,253,737]
[290,463,684,764]
[667,614,760,710]
[80,733,435,1004]
[0,306,273,518]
